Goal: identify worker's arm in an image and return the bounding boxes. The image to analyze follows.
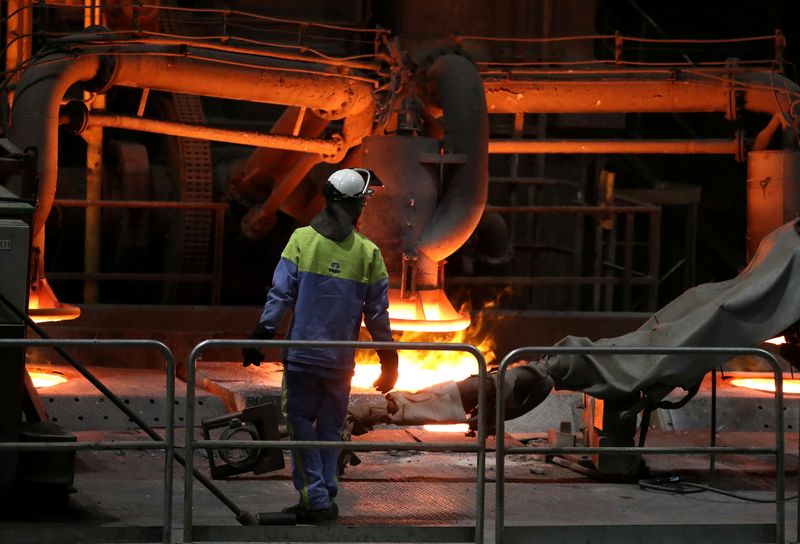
[256,259,298,332]
[364,249,397,393]
[243,234,300,367]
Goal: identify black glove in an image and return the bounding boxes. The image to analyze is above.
[242,325,272,367]
[372,349,399,393]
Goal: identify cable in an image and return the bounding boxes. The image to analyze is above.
[639,476,797,503]
[41,1,388,35]
[0,2,34,25]
[0,46,381,89]
[50,29,385,65]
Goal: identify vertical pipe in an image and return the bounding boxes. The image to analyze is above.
[417,54,489,263]
[533,0,551,307]
[623,213,634,310]
[83,121,103,303]
[685,202,698,289]
[772,361,785,544]
[592,214,602,310]
[603,227,617,310]
[746,151,800,260]
[82,3,103,302]
[647,209,660,311]
[474,349,486,544]
[710,369,717,474]
[162,347,176,544]
[509,112,525,308]
[212,207,224,305]
[184,350,196,543]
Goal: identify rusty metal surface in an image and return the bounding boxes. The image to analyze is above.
[27,364,223,431]
[338,481,478,526]
[88,113,341,155]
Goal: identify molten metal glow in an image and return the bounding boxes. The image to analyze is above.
[352,351,478,391]
[765,336,787,345]
[353,301,495,392]
[29,371,68,388]
[729,378,800,395]
[422,423,469,434]
[28,279,81,323]
[422,423,471,433]
[386,289,470,332]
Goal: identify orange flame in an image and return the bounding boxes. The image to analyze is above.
[729,377,800,395]
[353,297,498,392]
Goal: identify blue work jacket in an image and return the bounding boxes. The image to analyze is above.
[258,226,393,371]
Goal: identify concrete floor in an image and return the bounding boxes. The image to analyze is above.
[0,425,795,544]
[2,363,797,543]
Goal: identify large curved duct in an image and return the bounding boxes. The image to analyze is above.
[417,54,490,264]
[10,54,102,250]
[10,49,376,290]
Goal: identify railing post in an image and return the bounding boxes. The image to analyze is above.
[495,346,786,544]
[186,339,488,544]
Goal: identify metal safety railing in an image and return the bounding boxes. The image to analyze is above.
[0,338,176,544]
[494,346,788,544]
[184,339,488,544]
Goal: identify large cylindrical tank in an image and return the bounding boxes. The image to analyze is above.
[746,150,800,260]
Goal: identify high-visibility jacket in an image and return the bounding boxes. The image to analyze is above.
[258,226,392,371]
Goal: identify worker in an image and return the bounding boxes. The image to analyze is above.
[242,167,398,523]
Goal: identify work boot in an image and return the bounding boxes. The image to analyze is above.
[307,502,338,524]
[282,502,338,524]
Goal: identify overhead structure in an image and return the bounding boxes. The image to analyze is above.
[4,3,800,328]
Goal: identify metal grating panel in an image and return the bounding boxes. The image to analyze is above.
[337,481,477,526]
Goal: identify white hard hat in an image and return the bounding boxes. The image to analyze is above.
[325,168,382,200]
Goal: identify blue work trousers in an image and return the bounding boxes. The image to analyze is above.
[282,369,351,510]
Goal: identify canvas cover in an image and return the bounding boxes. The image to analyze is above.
[539,220,800,402]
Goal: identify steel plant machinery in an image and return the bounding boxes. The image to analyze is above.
[2,0,800,486]
[0,142,76,499]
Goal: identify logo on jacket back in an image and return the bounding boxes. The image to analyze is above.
[328,261,341,274]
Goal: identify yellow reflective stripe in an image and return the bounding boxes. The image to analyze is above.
[287,227,386,284]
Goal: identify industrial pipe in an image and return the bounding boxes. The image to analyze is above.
[10,48,375,275]
[241,152,323,238]
[83,112,341,155]
[226,107,329,204]
[484,71,800,118]
[10,54,102,285]
[488,137,743,155]
[417,54,489,264]
[112,51,374,117]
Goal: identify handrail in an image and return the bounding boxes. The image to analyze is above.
[184,339,488,544]
[494,346,786,544]
[0,338,176,544]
